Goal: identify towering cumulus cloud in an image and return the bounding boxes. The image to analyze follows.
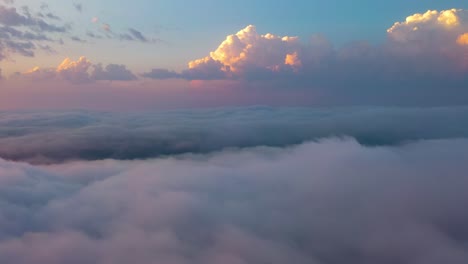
[146,9,468,81]
[142,9,468,105]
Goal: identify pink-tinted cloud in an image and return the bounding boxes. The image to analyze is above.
[145,9,468,82]
[15,56,137,84]
[1,138,468,263]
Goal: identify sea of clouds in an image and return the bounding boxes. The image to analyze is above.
[1,107,468,263]
[1,106,468,163]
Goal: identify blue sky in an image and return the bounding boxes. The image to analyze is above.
[4,0,468,74]
[2,1,468,110]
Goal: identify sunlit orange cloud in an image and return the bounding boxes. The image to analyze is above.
[388,9,460,34]
[56,57,92,72]
[387,9,462,42]
[187,25,302,75]
[285,52,302,70]
[457,33,468,46]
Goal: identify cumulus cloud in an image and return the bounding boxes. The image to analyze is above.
[56,56,93,83]
[91,64,137,81]
[1,138,468,263]
[18,56,137,83]
[143,9,468,104]
[387,9,462,43]
[1,106,468,164]
[144,25,302,80]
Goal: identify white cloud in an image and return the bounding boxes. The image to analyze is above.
[146,9,468,83]
[1,107,468,164]
[187,25,303,77]
[1,138,468,263]
[387,9,467,45]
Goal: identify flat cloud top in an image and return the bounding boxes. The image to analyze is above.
[1,106,468,164]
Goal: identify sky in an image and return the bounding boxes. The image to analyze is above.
[2,107,468,263]
[1,0,468,109]
[2,2,468,263]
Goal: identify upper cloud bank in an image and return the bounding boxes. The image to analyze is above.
[1,106,468,164]
[14,56,137,83]
[146,9,468,81]
[1,138,468,263]
[142,9,468,105]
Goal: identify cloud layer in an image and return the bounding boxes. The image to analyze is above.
[147,9,468,81]
[140,9,468,106]
[16,56,136,83]
[1,138,468,263]
[1,106,468,164]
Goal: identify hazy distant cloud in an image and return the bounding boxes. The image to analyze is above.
[17,56,137,84]
[1,106,468,164]
[142,9,468,104]
[0,5,66,32]
[70,36,86,43]
[128,28,148,42]
[141,68,181,79]
[102,23,111,32]
[119,28,150,43]
[91,63,137,81]
[0,4,68,61]
[73,3,82,13]
[1,137,468,263]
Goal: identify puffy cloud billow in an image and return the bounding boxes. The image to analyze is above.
[1,106,468,164]
[1,138,468,263]
[16,56,137,83]
[142,9,468,104]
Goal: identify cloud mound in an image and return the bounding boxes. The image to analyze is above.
[1,106,468,164]
[143,9,468,104]
[1,138,468,263]
[18,57,136,83]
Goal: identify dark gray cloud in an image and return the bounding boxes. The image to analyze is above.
[70,36,86,43]
[0,5,65,32]
[141,68,181,79]
[1,138,468,263]
[118,28,154,43]
[73,3,82,13]
[91,64,137,81]
[1,106,468,164]
[0,4,67,61]
[128,28,148,42]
